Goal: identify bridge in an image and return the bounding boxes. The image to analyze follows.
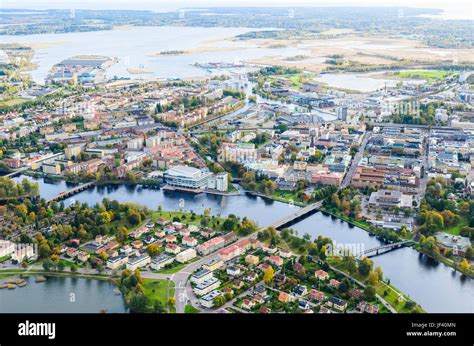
[354,240,414,258]
[3,168,28,178]
[270,200,323,230]
[46,182,95,203]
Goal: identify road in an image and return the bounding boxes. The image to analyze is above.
[341,131,371,188]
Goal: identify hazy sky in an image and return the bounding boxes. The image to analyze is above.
[2,0,473,19]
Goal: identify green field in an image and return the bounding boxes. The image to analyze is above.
[395,70,452,81]
[442,218,468,236]
[142,278,175,307]
[184,304,199,313]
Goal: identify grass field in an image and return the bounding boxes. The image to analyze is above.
[395,70,451,81]
[142,278,175,308]
[184,304,199,313]
[442,218,468,236]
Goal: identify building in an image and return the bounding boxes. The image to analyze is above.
[164,165,213,190]
[337,106,348,121]
[368,189,413,209]
[196,236,225,255]
[245,254,259,266]
[202,258,224,272]
[194,277,220,296]
[199,290,223,308]
[315,269,329,281]
[11,245,36,262]
[127,138,144,150]
[106,255,128,270]
[218,142,257,163]
[207,172,229,192]
[434,233,471,256]
[65,145,82,160]
[176,248,197,263]
[150,254,174,270]
[191,269,213,284]
[182,236,198,247]
[165,243,181,254]
[42,163,62,175]
[126,254,151,271]
[0,240,15,257]
[327,297,347,311]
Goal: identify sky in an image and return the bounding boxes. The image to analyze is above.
[1,0,473,20]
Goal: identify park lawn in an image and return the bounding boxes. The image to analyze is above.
[142,278,175,308]
[152,211,225,228]
[0,255,10,263]
[185,304,199,313]
[443,218,468,236]
[396,70,451,81]
[157,263,186,274]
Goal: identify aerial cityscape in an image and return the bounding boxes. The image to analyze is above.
[0,0,473,323]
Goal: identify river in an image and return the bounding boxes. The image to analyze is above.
[0,275,127,313]
[10,175,474,313]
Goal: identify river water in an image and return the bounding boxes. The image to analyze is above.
[10,175,474,313]
[0,275,127,313]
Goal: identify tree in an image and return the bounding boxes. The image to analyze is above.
[42,258,53,271]
[213,295,226,307]
[146,244,160,257]
[153,300,163,313]
[368,271,379,286]
[57,261,66,272]
[116,226,128,244]
[358,257,373,277]
[459,258,470,272]
[342,255,357,274]
[375,266,384,281]
[168,297,176,310]
[129,292,150,313]
[70,264,78,273]
[38,242,52,259]
[364,285,376,300]
[264,266,275,285]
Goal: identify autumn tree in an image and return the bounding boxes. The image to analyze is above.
[264,266,275,285]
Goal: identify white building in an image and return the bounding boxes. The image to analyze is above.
[106,255,128,270]
[145,135,161,147]
[150,254,174,270]
[191,268,213,284]
[176,248,197,263]
[194,277,221,296]
[207,172,229,192]
[126,254,151,271]
[199,290,223,308]
[12,245,36,262]
[127,138,144,150]
[0,240,15,257]
[164,165,213,190]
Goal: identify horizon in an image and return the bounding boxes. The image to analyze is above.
[1,0,473,20]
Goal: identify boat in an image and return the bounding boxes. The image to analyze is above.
[7,284,16,289]
[35,276,47,283]
[113,288,121,295]
[0,283,8,289]
[17,280,27,287]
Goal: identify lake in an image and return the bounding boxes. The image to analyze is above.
[0,275,127,313]
[1,26,309,84]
